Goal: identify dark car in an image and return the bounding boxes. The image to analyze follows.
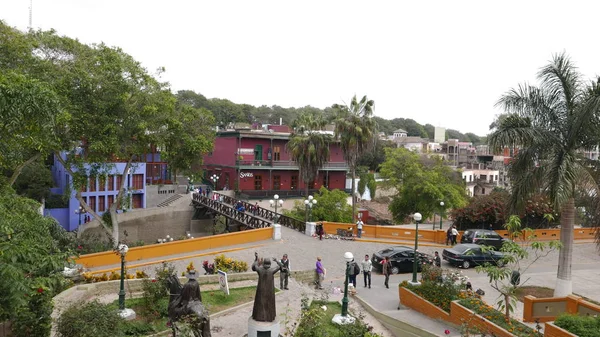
[442,244,505,269]
[460,229,510,250]
[372,246,433,274]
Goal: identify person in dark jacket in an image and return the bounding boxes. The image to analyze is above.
[277,254,290,290]
[381,256,392,288]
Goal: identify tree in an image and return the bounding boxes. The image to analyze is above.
[475,215,561,323]
[0,187,74,335]
[288,113,332,196]
[12,159,54,202]
[356,139,394,172]
[488,52,600,296]
[334,95,377,220]
[284,187,353,223]
[380,147,469,222]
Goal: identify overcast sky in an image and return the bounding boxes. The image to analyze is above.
[2,1,599,135]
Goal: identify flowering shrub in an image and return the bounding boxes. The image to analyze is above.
[458,297,536,337]
[401,266,469,312]
[140,263,173,320]
[214,254,248,273]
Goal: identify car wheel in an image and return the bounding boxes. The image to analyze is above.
[462,260,471,269]
[391,266,400,275]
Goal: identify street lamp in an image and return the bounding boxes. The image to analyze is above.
[410,212,422,285]
[75,206,84,226]
[304,195,317,223]
[439,201,445,230]
[210,174,219,190]
[269,194,283,223]
[117,244,129,310]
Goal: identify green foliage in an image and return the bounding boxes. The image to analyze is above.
[285,187,353,223]
[357,172,368,197]
[458,297,537,336]
[45,193,68,208]
[12,159,53,201]
[451,191,558,230]
[72,230,113,254]
[12,287,53,337]
[295,300,382,337]
[57,300,123,337]
[356,139,395,172]
[380,147,468,222]
[0,188,73,321]
[554,314,600,337]
[119,321,156,336]
[140,263,174,320]
[400,266,468,312]
[214,254,249,273]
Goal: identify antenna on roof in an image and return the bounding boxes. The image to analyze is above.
[28,0,33,30]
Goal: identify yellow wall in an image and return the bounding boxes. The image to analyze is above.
[76,228,272,268]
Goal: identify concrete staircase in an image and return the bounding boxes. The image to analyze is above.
[156,194,184,207]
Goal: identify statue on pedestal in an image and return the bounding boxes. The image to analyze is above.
[251,252,282,322]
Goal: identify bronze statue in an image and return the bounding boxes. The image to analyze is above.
[251,252,282,322]
[166,271,211,337]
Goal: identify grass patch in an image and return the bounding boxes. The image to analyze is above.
[515,286,600,306]
[295,300,379,337]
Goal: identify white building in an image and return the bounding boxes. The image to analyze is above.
[462,168,500,196]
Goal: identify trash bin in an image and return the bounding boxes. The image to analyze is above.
[511,270,521,286]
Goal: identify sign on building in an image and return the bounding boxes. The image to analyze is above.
[237,148,254,155]
[218,270,230,295]
[240,172,254,179]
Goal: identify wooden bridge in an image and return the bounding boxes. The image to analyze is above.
[191,192,306,232]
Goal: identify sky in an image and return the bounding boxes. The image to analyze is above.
[1,1,600,136]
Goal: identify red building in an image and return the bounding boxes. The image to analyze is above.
[202,128,348,197]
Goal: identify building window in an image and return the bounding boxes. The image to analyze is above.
[116,175,123,190]
[108,176,115,191]
[273,175,281,190]
[132,174,144,190]
[482,188,486,194]
[98,177,106,191]
[98,196,106,212]
[108,195,115,208]
[132,194,143,209]
[254,145,263,161]
[89,196,96,212]
[495,175,498,181]
[273,146,281,161]
[88,177,96,192]
[254,175,262,190]
[291,175,298,190]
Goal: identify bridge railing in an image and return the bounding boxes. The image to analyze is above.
[213,192,305,232]
[192,193,272,228]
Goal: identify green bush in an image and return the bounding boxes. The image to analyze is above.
[57,300,123,337]
[12,288,53,337]
[458,297,535,337]
[400,266,466,312]
[119,320,156,336]
[295,300,382,337]
[140,263,174,320]
[555,314,600,337]
[214,254,248,273]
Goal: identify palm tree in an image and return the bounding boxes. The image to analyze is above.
[287,113,332,197]
[334,95,377,221]
[488,53,600,297]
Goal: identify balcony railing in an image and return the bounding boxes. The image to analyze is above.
[235,160,347,169]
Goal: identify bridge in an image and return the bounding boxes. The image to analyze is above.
[191,192,306,232]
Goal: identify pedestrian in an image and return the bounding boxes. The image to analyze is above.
[381,256,392,289]
[315,257,325,289]
[198,186,203,196]
[444,226,451,244]
[361,254,372,288]
[451,225,459,245]
[278,254,290,290]
[254,202,259,215]
[317,222,324,240]
[489,223,493,231]
[349,258,359,288]
[434,251,441,267]
[356,218,364,238]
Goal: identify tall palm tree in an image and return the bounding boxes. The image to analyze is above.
[488,53,600,297]
[334,95,377,221]
[287,113,332,197]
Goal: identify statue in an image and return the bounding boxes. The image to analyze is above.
[166,270,211,337]
[251,252,282,322]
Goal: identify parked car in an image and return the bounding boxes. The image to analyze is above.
[460,229,510,250]
[442,244,505,269]
[372,246,433,274]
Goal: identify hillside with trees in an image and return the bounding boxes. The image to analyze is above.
[175,90,485,144]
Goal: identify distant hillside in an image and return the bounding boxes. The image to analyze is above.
[176,90,485,145]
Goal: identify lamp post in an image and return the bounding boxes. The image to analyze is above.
[341,251,353,316]
[439,201,445,229]
[304,195,317,223]
[210,174,219,190]
[117,244,129,310]
[410,212,422,285]
[269,194,283,223]
[75,206,84,226]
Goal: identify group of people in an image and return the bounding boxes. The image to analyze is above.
[446,225,459,245]
[314,253,393,290]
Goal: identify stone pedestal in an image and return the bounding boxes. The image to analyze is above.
[272,224,282,241]
[408,280,421,286]
[248,317,280,337]
[331,314,355,325]
[118,308,136,320]
[304,222,316,236]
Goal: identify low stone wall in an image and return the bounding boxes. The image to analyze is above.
[523,294,600,323]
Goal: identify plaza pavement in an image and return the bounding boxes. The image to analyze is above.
[89,226,600,336]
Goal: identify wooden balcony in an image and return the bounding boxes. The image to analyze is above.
[235,160,348,171]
